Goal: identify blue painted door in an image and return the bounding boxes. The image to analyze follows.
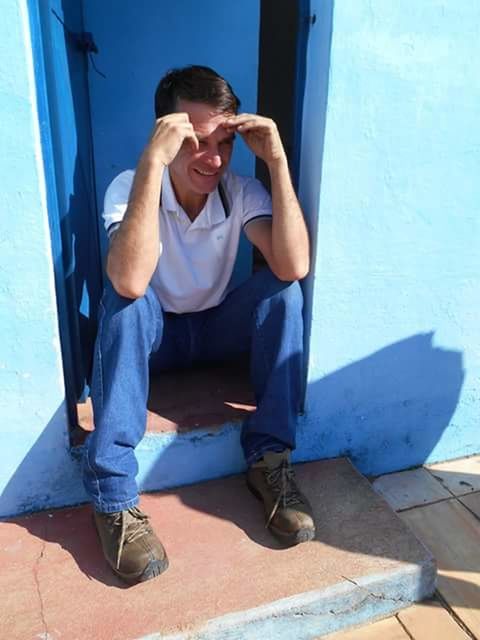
[37,0,104,409]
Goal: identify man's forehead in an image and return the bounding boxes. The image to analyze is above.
[176,99,233,135]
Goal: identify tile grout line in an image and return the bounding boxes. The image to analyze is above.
[395,614,415,640]
[423,467,480,499]
[423,467,460,498]
[395,495,456,513]
[434,590,478,640]
[371,465,476,513]
[455,496,480,524]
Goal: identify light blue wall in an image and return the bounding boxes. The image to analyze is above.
[297,0,480,475]
[0,0,85,517]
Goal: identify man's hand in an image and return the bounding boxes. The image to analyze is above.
[145,113,199,166]
[107,113,200,299]
[224,114,285,166]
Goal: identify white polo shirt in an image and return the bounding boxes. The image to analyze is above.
[103,168,272,313]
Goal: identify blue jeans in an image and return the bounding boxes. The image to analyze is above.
[83,268,304,513]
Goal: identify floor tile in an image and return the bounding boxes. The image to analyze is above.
[427,456,480,496]
[372,468,451,511]
[401,499,480,637]
[397,599,470,639]
[459,492,480,520]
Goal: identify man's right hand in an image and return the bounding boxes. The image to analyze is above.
[145,113,199,165]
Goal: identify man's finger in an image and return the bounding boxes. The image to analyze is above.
[184,130,199,152]
[166,112,190,122]
[154,113,190,129]
[237,121,269,133]
[224,113,259,125]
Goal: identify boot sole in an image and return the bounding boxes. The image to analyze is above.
[125,555,170,585]
[246,480,316,547]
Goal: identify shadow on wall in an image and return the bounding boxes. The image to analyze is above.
[135,331,465,492]
[297,331,465,476]
[0,404,86,519]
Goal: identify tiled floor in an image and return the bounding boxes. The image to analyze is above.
[329,455,480,639]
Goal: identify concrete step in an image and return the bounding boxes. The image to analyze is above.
[76,361,255,438]
[72,363,255,496]
[1,458,435,639]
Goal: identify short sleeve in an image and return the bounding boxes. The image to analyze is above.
[103,170,135,236]
[241,177,272,229]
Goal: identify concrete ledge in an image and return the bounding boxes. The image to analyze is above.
[154,565,434,640]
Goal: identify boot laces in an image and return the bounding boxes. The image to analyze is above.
[265,461,303,528]
[109,507,151,569]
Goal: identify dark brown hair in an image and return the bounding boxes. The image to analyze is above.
[154,65,240,118]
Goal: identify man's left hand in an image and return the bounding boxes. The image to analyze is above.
[224,114,286,167]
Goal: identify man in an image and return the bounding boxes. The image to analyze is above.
[83,65,314,585]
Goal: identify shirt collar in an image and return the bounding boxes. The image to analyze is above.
[161,169,230,228]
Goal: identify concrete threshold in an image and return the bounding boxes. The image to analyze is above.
[0,459,436,640]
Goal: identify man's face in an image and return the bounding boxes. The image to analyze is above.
[169,99,235,200]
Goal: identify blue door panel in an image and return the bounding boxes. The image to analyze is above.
[38,0,103,401]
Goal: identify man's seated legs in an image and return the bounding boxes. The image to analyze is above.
[193,267,315,545]
[83,283,174,584]
[84,268,313,585]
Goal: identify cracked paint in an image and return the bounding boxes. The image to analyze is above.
[33,540,48,639]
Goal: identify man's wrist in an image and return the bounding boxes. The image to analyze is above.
[266,152,289,175]
[140,148,168,171]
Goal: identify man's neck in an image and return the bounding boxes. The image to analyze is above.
[169,173,208,222]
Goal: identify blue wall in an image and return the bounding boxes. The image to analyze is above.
[0,0,85,517]
[297,0,480,475]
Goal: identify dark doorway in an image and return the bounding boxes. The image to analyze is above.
[256,0,309,190]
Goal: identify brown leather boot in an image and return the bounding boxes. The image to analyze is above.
[94,506,169,585]
[247,450,315,546]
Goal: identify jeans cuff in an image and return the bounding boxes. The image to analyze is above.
[93,495,139,514]
[245,444,290,467]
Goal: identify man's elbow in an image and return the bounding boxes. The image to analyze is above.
[110,277,147,300]
[272,255,310,281]
[274,262,310,282]
[106,264,148,300]
[113,281,147,300]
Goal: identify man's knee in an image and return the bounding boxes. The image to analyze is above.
[256,269,304,313]
[278,278,303,311]
[102,282,159,317]
[99,283,163,342]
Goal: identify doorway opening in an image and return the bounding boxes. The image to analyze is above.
[37,0,310,444]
